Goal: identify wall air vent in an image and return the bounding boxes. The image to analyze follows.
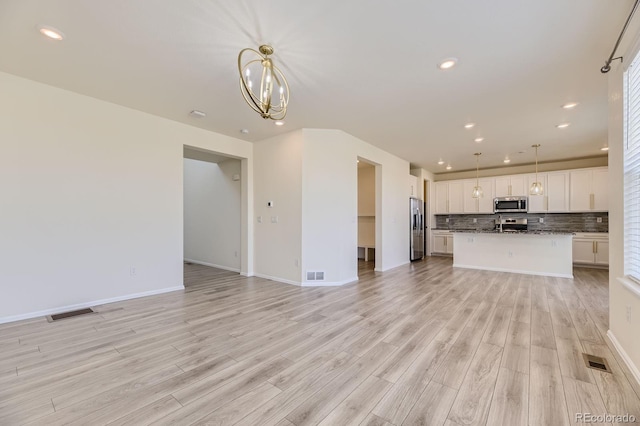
[306,271,325,281]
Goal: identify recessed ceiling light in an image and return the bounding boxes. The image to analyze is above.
[474,137,484,143]
[464,123,476,129]
[556,123,570,129]
[446,164,452,170]
[274,121,285,126]
[240,129,249,134]
[189,110,206,118]
[437,159,445,165]
[601,146,609,151]
[562,102,579,109]
[438,58,458,70]
[503,157,511,163]
[38,25,65,41]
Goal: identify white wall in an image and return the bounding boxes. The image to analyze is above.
[302,129,410,284]
[608,38,640,382]
[253,131,303,285]
[0,71,253,323]
[183,158,241,272]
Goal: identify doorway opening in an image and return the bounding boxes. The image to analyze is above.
[424,178,430,256]
[183,146,242,286]
[357,158,377,273]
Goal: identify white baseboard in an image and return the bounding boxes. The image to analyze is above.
[453,263,573,279]
[302,276,359,287]
[375,261,410,273]
[253,273,301,286]
[0,286,184,325]
[607,330,640,387]
[184,258,240,273]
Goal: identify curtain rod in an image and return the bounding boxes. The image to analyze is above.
[601,0,640,73]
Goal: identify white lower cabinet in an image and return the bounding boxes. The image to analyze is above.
[432,231,453,255]
[572,233,608,266]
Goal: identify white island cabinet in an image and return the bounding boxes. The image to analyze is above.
[452,232,573,278]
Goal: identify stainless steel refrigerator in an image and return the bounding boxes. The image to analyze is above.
[410,197,424,261]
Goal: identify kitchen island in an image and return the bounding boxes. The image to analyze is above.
[452,230,574,278]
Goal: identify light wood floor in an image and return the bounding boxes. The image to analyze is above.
[1,258,639,425]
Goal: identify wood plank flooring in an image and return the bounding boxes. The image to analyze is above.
[1,258,639,425]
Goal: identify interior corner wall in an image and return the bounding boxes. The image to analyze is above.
[253,131,303,285]
[608,44,640,381]
[301,129,410,284]
[0,71,253,323]
[183,158,241,272]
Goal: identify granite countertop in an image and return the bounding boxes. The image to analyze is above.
[448,229,575,235]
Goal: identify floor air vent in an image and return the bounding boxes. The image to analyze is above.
[47,308,95,322]
[583,353,612,373]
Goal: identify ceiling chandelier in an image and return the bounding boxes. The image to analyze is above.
[530,144,544,195]
[472,152,483,198]
[238,45,289,120]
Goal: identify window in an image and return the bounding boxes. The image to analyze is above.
[624,54,640,283]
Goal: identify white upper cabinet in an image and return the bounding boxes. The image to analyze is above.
[527,171,569,212]
[434,166,607,215]
[570,168,608,211]
[408,175,419,198]
[495,175,526,197]
[547,171,570,212]
[435,181,464,213]
[592,168,608,211]
[463,178,495,213]
[448,181,464,213]
[435,181,449,214]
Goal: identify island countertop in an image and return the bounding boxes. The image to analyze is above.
[448,229,575,235]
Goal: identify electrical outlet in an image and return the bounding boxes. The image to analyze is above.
[597,217,603,223]
[508,251,513,258]
[446,218,449,223]
[257,216,263,223]
[130,267,136,276]
[627,305,632,323]
[271,216,279,223]
[473,218,477,223]
[234,251,238,258]
[539,218,544,223]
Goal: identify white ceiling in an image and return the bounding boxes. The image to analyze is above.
[0,0,632,172]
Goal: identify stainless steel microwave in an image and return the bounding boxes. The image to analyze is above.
[494,196,528,213]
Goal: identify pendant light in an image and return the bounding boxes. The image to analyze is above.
[530,144,544,196]
[472,153,483,198]
[238,45,290,120]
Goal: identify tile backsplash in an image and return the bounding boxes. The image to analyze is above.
[434,212,608,233]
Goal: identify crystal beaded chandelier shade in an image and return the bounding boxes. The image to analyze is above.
[238,45,290,120]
